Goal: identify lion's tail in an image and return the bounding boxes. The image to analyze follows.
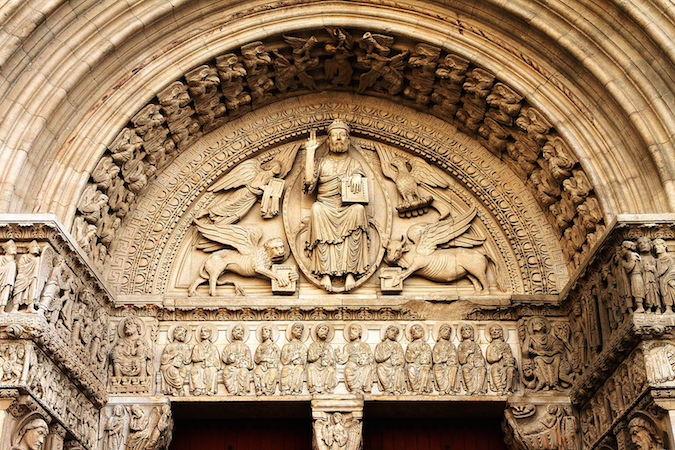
[485,254,505,292]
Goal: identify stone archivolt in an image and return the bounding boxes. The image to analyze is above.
[74,29,603,284]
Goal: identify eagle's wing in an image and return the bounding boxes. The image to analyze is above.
[409,158,449,189]
[346,418,363,450]
[373,142,400,180]
[194,220,262,255]
[371,33,395,49]
[208,160,260,193]
[283,35,310,50]
[413,207,478,255]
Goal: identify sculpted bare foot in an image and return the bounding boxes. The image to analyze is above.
[320,275,332,291]
[345,273,356,291]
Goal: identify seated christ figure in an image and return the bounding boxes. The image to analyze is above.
[303,119,370,292]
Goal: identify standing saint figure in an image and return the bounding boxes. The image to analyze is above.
[160,326,191,395]
[485,323,516,395]
[433,324,460,394]
[189,326,220,396]
[11,240,41,313]
[457,324,487,394]
[222,323,253,395]
[303,119,370,292]
[654,239,675,313]
[104,405,126,450]
[280,322,308,395]
[637,237,660,312]
[253,324,280,395]
[375,325,406,395]
[307,323,338,393]
[337,323,373,393]
[405,324,433,394]
[0,240,17,309]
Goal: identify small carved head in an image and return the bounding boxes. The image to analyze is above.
[410,324,424,341]
[316,323,330,341]
[383,235,409,264]
[327,119,350,153]
[637,237,653,253]
[232,324,245,341]
[653,238,668,256]
[290,323,304,340]
[199,327,212,342]
[460,324,475,341]
[2,240,17,255]
[264,238,286,262]
[173,326,188,343]
[348,324,362,341]
[488,324,504,341]
[14,418,48,450]
[385,325,399,341]
[261,325,273,341]
[122,318,141,337]
[437,324,452,341]
[629,417,664,450]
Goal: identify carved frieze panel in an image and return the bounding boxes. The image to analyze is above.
[108,94,567,301]
[503,401,581,450]
[108,316,154,395]
[99,399,172,450]
[0,342,100,450]
[74,29,604,278]
[150,320,521,399]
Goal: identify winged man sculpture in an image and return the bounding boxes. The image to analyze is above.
[313,412,362,450]
[188,220,296,296]
[196,144,299,224]
[383,207,503,293]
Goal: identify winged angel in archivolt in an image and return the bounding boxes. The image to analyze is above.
[188,119,503,296]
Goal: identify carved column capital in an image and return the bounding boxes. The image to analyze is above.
[311,395,363,450]
[503,401,580,450]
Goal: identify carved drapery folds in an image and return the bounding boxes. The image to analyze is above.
[518,317,573,392]
[109,316,152,394]
[101,401,173,450]
[503,402,580,450]
[151,321,521,397]
[74,28,603,277]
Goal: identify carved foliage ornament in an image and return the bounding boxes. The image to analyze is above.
[75,28,601,278]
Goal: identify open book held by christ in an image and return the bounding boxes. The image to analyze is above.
[341,177,368,204]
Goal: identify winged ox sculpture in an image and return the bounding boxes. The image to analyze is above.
[383,207,503,293]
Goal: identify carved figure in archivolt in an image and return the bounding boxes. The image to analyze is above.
[384,207,501,293]
[222,323,253,395]
[196,145,299,225]
[190,325,220,396]
[280,322,308,395]
[10,417,49,450]
[253,323,280,395]
[457,324,487,395]
[0,240,17,308]
[654,239,675,313]
[314,412,362,450]
[161,325,192,395]
[485,323,516,395]
[628,416,666,450]
[302,119,370,292]
[272,35,319,92]
[356,32,408,95]
[337,323,373,394]
[433,324,460,394]
[405,323,432,394]
[375,325,406,395]
[374,143,449,218]
[189,222,294,296]
[520,317,573,391]
[110,317,151,379]
[324,28,355,86]
[11,240,41,313]
[307,323,337,394]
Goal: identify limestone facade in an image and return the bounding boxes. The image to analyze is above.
[1,0,675,449]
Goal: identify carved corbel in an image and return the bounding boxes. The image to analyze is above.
[311,397,363,450]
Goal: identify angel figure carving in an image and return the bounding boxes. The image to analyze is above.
[383,207,502,293]
[374,144,449,217]
[196,145,299,225]
[188,221,296,296]
[313,412,362,450]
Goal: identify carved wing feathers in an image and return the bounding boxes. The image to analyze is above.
[414,207,478,255]
[373,143,401,179]
[208,160,261,192]
[409,159,449,188]
[194,220,262,254]
[346,420,363,450]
